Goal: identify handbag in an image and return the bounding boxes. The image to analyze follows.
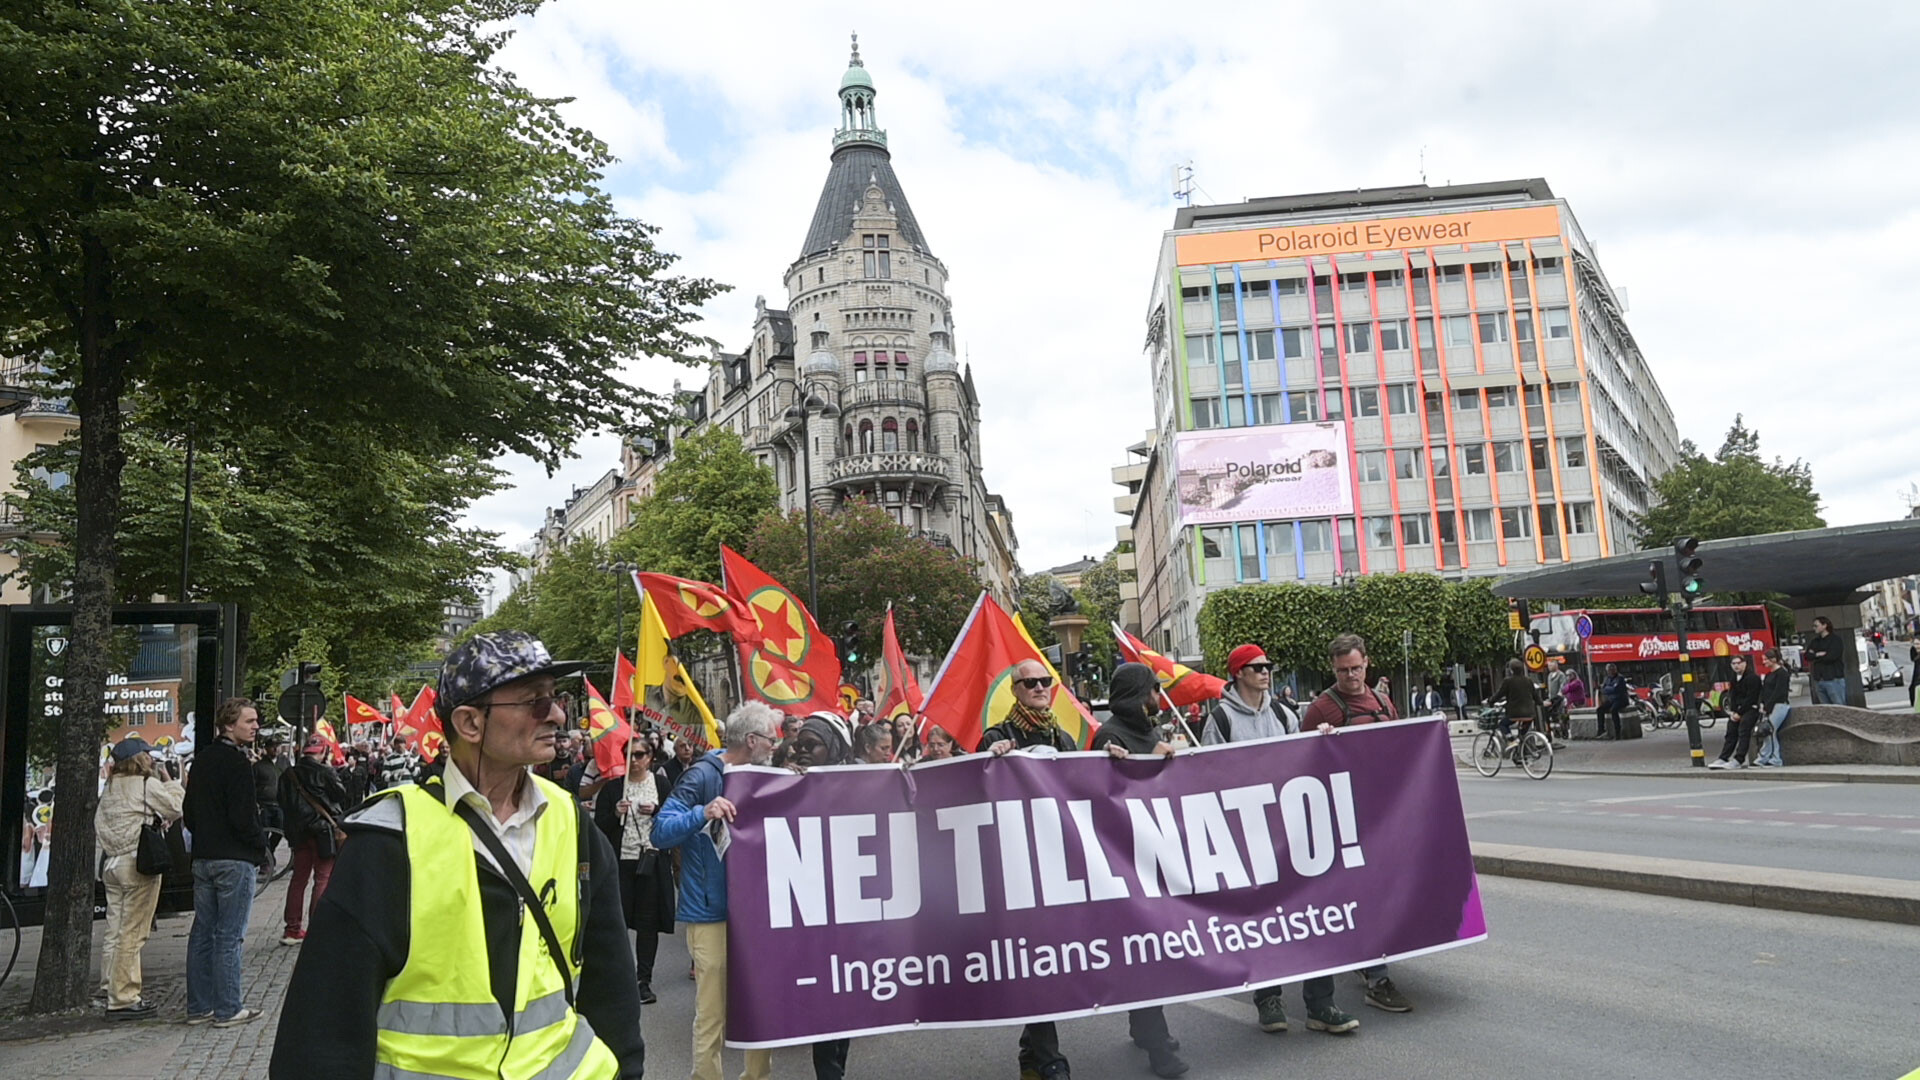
[135,778,173,877]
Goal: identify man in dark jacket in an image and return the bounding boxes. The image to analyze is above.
[1709,654,1765,769]
[270,631,644,1079]
[1487,658,1539,740]
[1596,664,1631,740]
[1805,616,1847,704]
[183,697,268,1026]
[1091,664,1189,1078]
[277,733,350,944]
[253,731,289,862]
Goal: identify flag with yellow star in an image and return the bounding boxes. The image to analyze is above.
[720,545,842,717]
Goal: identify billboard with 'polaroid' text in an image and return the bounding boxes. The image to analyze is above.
[1173,424,1353,528]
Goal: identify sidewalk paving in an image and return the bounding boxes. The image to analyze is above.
[0,876,301,1079]
[1452,721,1920,784]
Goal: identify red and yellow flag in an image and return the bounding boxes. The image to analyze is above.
[1112,622,1226,707]
[612,651,639,711]
[313,718,347,766]
[396,685,441,753]
[344,694,387,733]
[721,546,841,717]
[636,571,759,642]
[921,594,1098,753]
[390,692,407,720]
[876,607,923,722]
[582,678,633,780]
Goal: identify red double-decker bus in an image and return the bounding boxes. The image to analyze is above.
[1528,605,1778,695]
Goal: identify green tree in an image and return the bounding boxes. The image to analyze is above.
[1200,574,1484,693]
[1444,578,1515,669]
[1017,573,1063,653]
[614,427,779,583]
[744,501,982,678]
[1074,552,1127,675]
[1635,416,1824,546]
[469,536,631,685]
[0,0,718,1010]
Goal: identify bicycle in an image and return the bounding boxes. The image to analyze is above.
[254,826,293,898]
[1469,708,1553,779]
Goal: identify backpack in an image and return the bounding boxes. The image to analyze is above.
[1314,687,1396,727]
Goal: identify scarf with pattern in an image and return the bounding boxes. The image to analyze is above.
[1006,698,1059,736]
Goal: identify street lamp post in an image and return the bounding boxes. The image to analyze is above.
[777,379,840,616]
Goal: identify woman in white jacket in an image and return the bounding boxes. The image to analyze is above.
[95,736,185,1018]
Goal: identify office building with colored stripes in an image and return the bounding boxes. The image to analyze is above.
[1121,179,1680,657]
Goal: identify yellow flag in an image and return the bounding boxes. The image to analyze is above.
[637,590,721,749]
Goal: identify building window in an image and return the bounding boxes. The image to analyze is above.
[882,418,899,452]
[842,425,853,454]
[1550,380,1581,403]
[1338,518,1359,565]
[1299,520,1333,553]
[1438,264,1465,284]
[1276,277,1306,296]
[1379,319,1407,352]
[1224,395,1246,428]
[1340,272,1369,292]
[1534,256,1562,276]
[1460,443,1488,475]
[1250,329,1278,362]
[1217,284,1238,323]
[1318,326,1340,376]
[1367,517,1396,548]
[1313,275,1333,307]
[1265,522,1295,557]
[905,420,919,451]
[1349,386,1380,418]
[1416,317,1436,351]
[1393,448,1424,480]
[1280,327,1307,359]
[1500,506,1533,539]
[1436,512,1458,545]
[859,421,874,453]
[1288,392,1321,423]
[1471,262,1500,282]
[1465,508,1496,542]
[1508,260,1531,299]
[1201,525,1228,562]
[1561,436,1587,468]
[1401,514,1432,546]
[1568,502,1596,534]
[1357,450,1388,483]
[895,350,910,370]
[1385,383,1417,415]
[1191,397,1222,429]
[1544,307,1572,339]
[1254,393,1285,425]
[818,267,825,283]
[1424,391,1446,426]
[1477,312,1509,343]
[1444,314,1473,348]
[1410,266,1431,305]
[1492,441,1522,473]
[1345,322,1372,353]
[1239,523,1261,578]
[1323,388,1344,420]
[1530,438,1551,471]
[862,234,891,278]
[1186,334,1214,370]
[1454,388,1479,412]
[1485,386,1517,408]
[1373,269,1402,288]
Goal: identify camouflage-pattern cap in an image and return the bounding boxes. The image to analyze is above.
[436,630,586,719]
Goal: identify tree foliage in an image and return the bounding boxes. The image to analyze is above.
[615,427,779,584]
[469,536,627,683]
[1635,416,1824,547]
[744,500,982,677]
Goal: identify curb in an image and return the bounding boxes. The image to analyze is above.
[1550,767,1920,786]
[1471,842,1920,926]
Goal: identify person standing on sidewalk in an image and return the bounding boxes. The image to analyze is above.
[253,730,289,865]
[653,701,782,1080]
[271,629,643,1080]
[277,732,349,945]
[183,697,269,1027]
[1805,617,1846,704]
[94,736,185,1019]
[1753,649,1793,767]
[592,740,674,1005]
[1709,654,1764,769]
[1301,634,1416,1016]
[1205,645,1354,1038]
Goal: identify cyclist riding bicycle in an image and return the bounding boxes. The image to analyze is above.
[1487,658,1540,742]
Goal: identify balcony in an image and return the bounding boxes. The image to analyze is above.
[843,381,926,410]
[1114,492,1138,515]
[16,396,74,424]
[825,450,950,490]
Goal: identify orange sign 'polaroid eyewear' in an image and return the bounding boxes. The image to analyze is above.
[1175,205,1563,266]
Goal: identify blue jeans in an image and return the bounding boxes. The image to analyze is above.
[1755,704,1790,766]
[187,859,256,1019]
[1813,678,1847,705]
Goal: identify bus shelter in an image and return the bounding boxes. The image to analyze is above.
[1493,519,1920,709]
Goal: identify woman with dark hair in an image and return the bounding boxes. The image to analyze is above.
[593,741,674,1003]
[1710,654,1765,769]
[1753,648,1793,767]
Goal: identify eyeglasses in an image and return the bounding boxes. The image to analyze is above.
[1015,676,1054,690]
[1241,663,1273,674]
[477,693,571,717]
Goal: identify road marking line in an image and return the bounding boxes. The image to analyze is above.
[1585,782,1837,805]
[1465,809,1528,819]
[1849,826,1882,832]
[1806,824,1838,829]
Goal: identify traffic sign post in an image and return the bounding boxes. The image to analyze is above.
[278,681,326,744]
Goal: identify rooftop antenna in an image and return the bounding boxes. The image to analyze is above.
[1171,162,1195,206]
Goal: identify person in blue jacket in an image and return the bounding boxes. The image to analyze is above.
[653,700,782,1080]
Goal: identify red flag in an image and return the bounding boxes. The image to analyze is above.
[637,571,759,642]
[344,694,387,734]
[396,685,440,752]
[582,678,632,780]
[612,652,639,711]
[390,693,407,721]
[313,718,347,767]
[876,607,923,721]
[921,593,1097,753]
[1113,623,1227,707]
[720,545,841,716]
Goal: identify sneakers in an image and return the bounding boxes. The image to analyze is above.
[280,929,306,946]
[1725,760,1744,770]
[1707,758,1731,769]
[1364,977,1413,1012]
[638,984,657,1005]
[212,1007,262,1028]
[1146,1045,1189,1078]
[185,1012,215,1025]
[1256,995,1289,1032]
[1304,1004,1360,1034]
[106,1000,155,1020]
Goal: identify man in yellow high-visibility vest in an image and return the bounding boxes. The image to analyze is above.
[271,630,644,1079]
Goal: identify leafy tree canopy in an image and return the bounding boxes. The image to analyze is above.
[1635,416,1824,547]
[614,427,779,583]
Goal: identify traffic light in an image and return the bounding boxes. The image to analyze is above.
[1076,643,1098,686]
[1674,536,1704,607]
[1637,559,1669,606]
[837,620,862,666]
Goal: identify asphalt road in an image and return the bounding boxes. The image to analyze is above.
[1459,773,1920,882]
[630,877,1911,1080]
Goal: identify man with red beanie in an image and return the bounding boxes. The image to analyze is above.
[1203,645,1301,745]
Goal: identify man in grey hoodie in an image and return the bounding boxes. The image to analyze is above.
[1202,644,1360,1038]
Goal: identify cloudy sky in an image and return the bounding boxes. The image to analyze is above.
[464,0,1919,598]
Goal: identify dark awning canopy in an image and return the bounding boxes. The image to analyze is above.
[1494,519,1920,601]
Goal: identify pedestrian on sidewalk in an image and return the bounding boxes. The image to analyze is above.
[1753,649,1793,767]
[277,732,349,945]
[253,730,289,865]
[1709,655,1764,769]
[271,629,643,1079]
[95,736,185,1019]
[1596,664,1630,741]
[183,697,269,1027]
[1805,617,1846,704]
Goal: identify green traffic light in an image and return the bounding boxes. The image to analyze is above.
[1682,577,1703,594]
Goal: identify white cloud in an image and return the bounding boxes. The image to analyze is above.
[472,0,1920,588]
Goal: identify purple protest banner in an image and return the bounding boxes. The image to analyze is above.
[722,717,1485,1048]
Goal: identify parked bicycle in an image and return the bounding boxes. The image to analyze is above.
[1469,706,1553,779]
